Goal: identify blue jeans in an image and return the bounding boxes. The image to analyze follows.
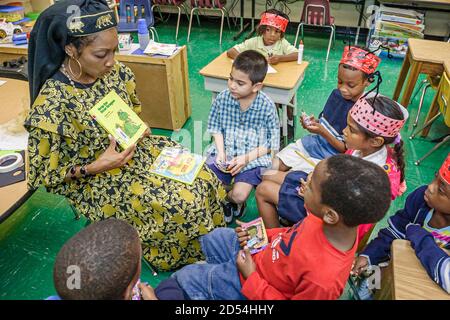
[172,228,246,300]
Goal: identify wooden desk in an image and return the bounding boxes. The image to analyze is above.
[0,44,192,130]
[200,52,309,144]
[393,38,450,108]
[376,240,450,300]
[0,78,32,222]
[420,58,450,137]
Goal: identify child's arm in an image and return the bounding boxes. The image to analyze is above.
[301,116,346,153]
[268,52,298,64]
[359,187,427,268]
[406,224,450,294]
[211,133,226,163]
[228,146,269,176]
[227,47,239,60]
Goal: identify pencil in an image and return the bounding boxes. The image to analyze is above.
[294,150,316,168]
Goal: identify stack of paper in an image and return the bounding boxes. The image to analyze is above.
[143,40,178,56]
[367,4,425,58]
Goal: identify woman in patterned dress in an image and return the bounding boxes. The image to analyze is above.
[25,0,225,271]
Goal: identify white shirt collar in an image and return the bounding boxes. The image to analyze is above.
[351,146,388,167]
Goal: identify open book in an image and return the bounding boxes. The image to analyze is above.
[89,91,147,150]
[149,147,206,185]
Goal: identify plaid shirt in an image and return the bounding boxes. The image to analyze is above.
[207,89,280,172]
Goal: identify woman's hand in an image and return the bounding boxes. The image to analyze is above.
[235,220,250,248]
[87,135,136,175]
[236,247,256,279]
[228,155,248,176]
[137,128,151,144]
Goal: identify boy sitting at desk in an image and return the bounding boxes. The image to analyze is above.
[353,153,450,297]
[206,50,280,223]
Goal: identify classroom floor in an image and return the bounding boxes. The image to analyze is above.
[1,16,449,300]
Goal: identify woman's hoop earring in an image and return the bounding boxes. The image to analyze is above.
[68,57,83,80]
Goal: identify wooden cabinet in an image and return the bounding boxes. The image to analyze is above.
[0,44,192,130]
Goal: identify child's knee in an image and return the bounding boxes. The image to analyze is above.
[256,181,272,200]
[229,188,250,204]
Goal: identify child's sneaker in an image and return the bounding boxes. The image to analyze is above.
[222,202,235,224]
[356,277,374,300]
[233,202,246,218]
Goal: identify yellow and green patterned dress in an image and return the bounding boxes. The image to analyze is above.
[25,62,226,271]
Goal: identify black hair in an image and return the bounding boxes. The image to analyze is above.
[66,34,98,55]
[53,219,141,300]
[356,96,406,183]
[233,50,268,84]
[340,46,375,82]
[257,9,289,38]
[321,154,391,227]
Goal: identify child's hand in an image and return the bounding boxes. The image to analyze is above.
[235,220,250,248]
[268,55,281,65]
[300,114,315,129]
[138,283,158,300]
[304,118,324,135]
[216,152,227,166]
[236,247,257,279]
[351,256,369,276]
[228,155,248,176]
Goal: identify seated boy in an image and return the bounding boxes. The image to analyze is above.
[167,155,391,300]
[206,50,280,223]
[353,153,450,296]
[271,46,380,174]
[50,219,184,300]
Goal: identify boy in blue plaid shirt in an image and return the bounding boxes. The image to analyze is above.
[206,50,280,223]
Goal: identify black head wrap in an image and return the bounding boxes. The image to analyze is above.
[28,0,117,105]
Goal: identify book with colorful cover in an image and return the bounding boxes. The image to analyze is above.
[89,91,147,150]
[242,217,269,254]
[148,147,206,185]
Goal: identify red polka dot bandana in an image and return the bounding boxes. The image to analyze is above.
[439,153,450,185]
[350,97,406,137]
[260,13,289,33]
[341,46,381,75]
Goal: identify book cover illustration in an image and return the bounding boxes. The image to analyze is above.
[149,147,206,185]
[242,217,269,254]
[89,91,147,150]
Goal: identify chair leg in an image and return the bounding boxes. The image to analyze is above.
[413,84,431,127]
[149,27,159,42]
[294,23,301,47]
[223,7,231,30]
[326,26,333,62]
[181,3,190,22]
[195,8,201,27]
[301,24,304,42]
[411,79,429,103]
[187,8,196,42]
[175,6,181,40]
[332,24,336,48]
[415,135,450,166]
[219,9,225,45]
[409,112,441,139]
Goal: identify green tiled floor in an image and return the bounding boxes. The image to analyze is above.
[1,18,449,299]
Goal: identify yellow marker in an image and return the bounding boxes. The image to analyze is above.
[294,150,316,168]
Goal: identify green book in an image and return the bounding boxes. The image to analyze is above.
[89,91,147,150]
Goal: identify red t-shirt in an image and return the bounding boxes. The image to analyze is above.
[240,214,357,300]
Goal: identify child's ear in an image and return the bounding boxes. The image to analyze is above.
[322,207,340,225]
[252,82,264,92]
[369,136,385,148]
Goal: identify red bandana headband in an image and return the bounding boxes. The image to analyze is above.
[260,12,289,33]
[439,154,450,185]
[341,46,381,75]
[349,97,406,138]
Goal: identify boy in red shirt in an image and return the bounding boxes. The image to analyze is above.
[169,155,391,299]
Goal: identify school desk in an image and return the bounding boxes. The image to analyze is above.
[0,77,33,222]
[0,43,191,130]
[417,58,450,137]
[199,52,309,146]
[375,239,450,300]
[392,38,450,108]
